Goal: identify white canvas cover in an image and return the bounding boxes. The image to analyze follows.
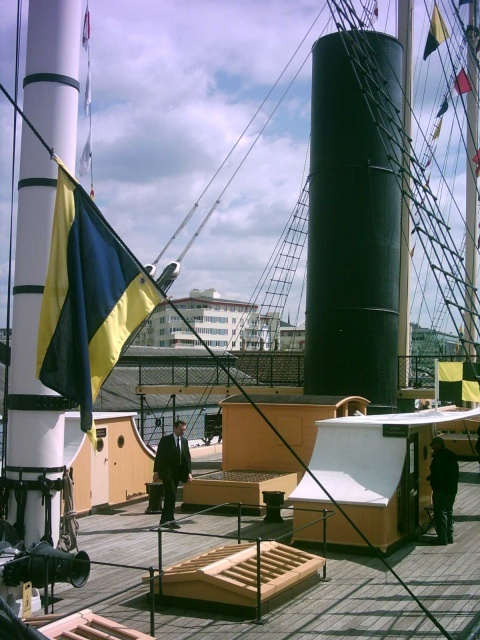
[289,407,480,507]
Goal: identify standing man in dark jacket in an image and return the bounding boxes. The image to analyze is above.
[427,436,459,545]
[153,419,192,529]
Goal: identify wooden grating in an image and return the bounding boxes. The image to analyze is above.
[38,609,154,640]
[147,541,325,608]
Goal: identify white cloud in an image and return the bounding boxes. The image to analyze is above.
[0,0,476,338]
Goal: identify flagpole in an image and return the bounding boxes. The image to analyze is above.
[464,2,479,356]
[397,0,413,389]
[435,359,439,410]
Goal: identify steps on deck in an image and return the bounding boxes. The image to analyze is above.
[147,540,324,615]
[39,609,154,639]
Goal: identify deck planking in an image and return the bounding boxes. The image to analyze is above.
[35,459,480,640]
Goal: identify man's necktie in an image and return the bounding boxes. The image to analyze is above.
[177,437,181,462]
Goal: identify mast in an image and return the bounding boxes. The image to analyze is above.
[397,0,413,387]
[7,0,81,545]
[464,2,479,356]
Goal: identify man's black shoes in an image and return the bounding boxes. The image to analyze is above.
[160,521,181,529]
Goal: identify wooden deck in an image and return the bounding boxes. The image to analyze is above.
[37,458,480,640]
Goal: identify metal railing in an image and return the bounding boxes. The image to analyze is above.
[153,502,333,625]
[398,355,465,389]
[11,502,333,635]
[137,352,305,388]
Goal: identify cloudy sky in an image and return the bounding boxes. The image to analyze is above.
[0,0,333,329]
[0,0,475,334]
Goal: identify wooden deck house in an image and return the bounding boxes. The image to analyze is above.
[64,412,155,514]
[289,407,480,553]
[183,394,369,509]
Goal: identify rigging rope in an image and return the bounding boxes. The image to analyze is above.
[162,284,453,639]
[58,468,79,552]
[153,5,332,266]
[0,5,473,635]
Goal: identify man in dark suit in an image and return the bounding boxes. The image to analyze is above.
[427,436,459,545]
[153,419,192,529]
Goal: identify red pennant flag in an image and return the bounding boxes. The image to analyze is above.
[454,68,472,95]
[473,149,480,164]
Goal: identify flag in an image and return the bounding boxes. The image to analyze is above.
[372,1,378,23]
[78,131,92,177]
[436,99,449,118]
[438,361,480,403]
[473,148,480,164]
[84,66,91,115]
[82,7,90,52]
[433,119,442,139]
[423,4,449,60]
[37,160,163,439]
[454,68,472,95]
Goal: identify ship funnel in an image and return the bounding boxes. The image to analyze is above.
[304,30,403,413]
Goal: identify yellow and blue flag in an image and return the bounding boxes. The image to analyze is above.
[423,4,449,61]
[37,160,162,437]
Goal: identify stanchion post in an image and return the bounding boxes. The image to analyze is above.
[237,502,242,544]
[157,528,163,596]
[148,566,155,638]
[322,509,328,580]
[253,538,265,625]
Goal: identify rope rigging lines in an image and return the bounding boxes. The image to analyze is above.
[151,5,332,269]
[327,0,480,367]
[410,1,480,337]
[322,5,473,637]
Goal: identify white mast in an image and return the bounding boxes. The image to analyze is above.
[464,3,479,356]
[7,0,81,545]
[397,0,414,387]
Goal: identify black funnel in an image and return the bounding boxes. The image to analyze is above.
[304,30,403,412]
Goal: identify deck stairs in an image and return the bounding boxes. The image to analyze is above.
[148,540,324,612]
[36,609,154,639]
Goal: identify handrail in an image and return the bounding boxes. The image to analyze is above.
[152,501,334,624]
